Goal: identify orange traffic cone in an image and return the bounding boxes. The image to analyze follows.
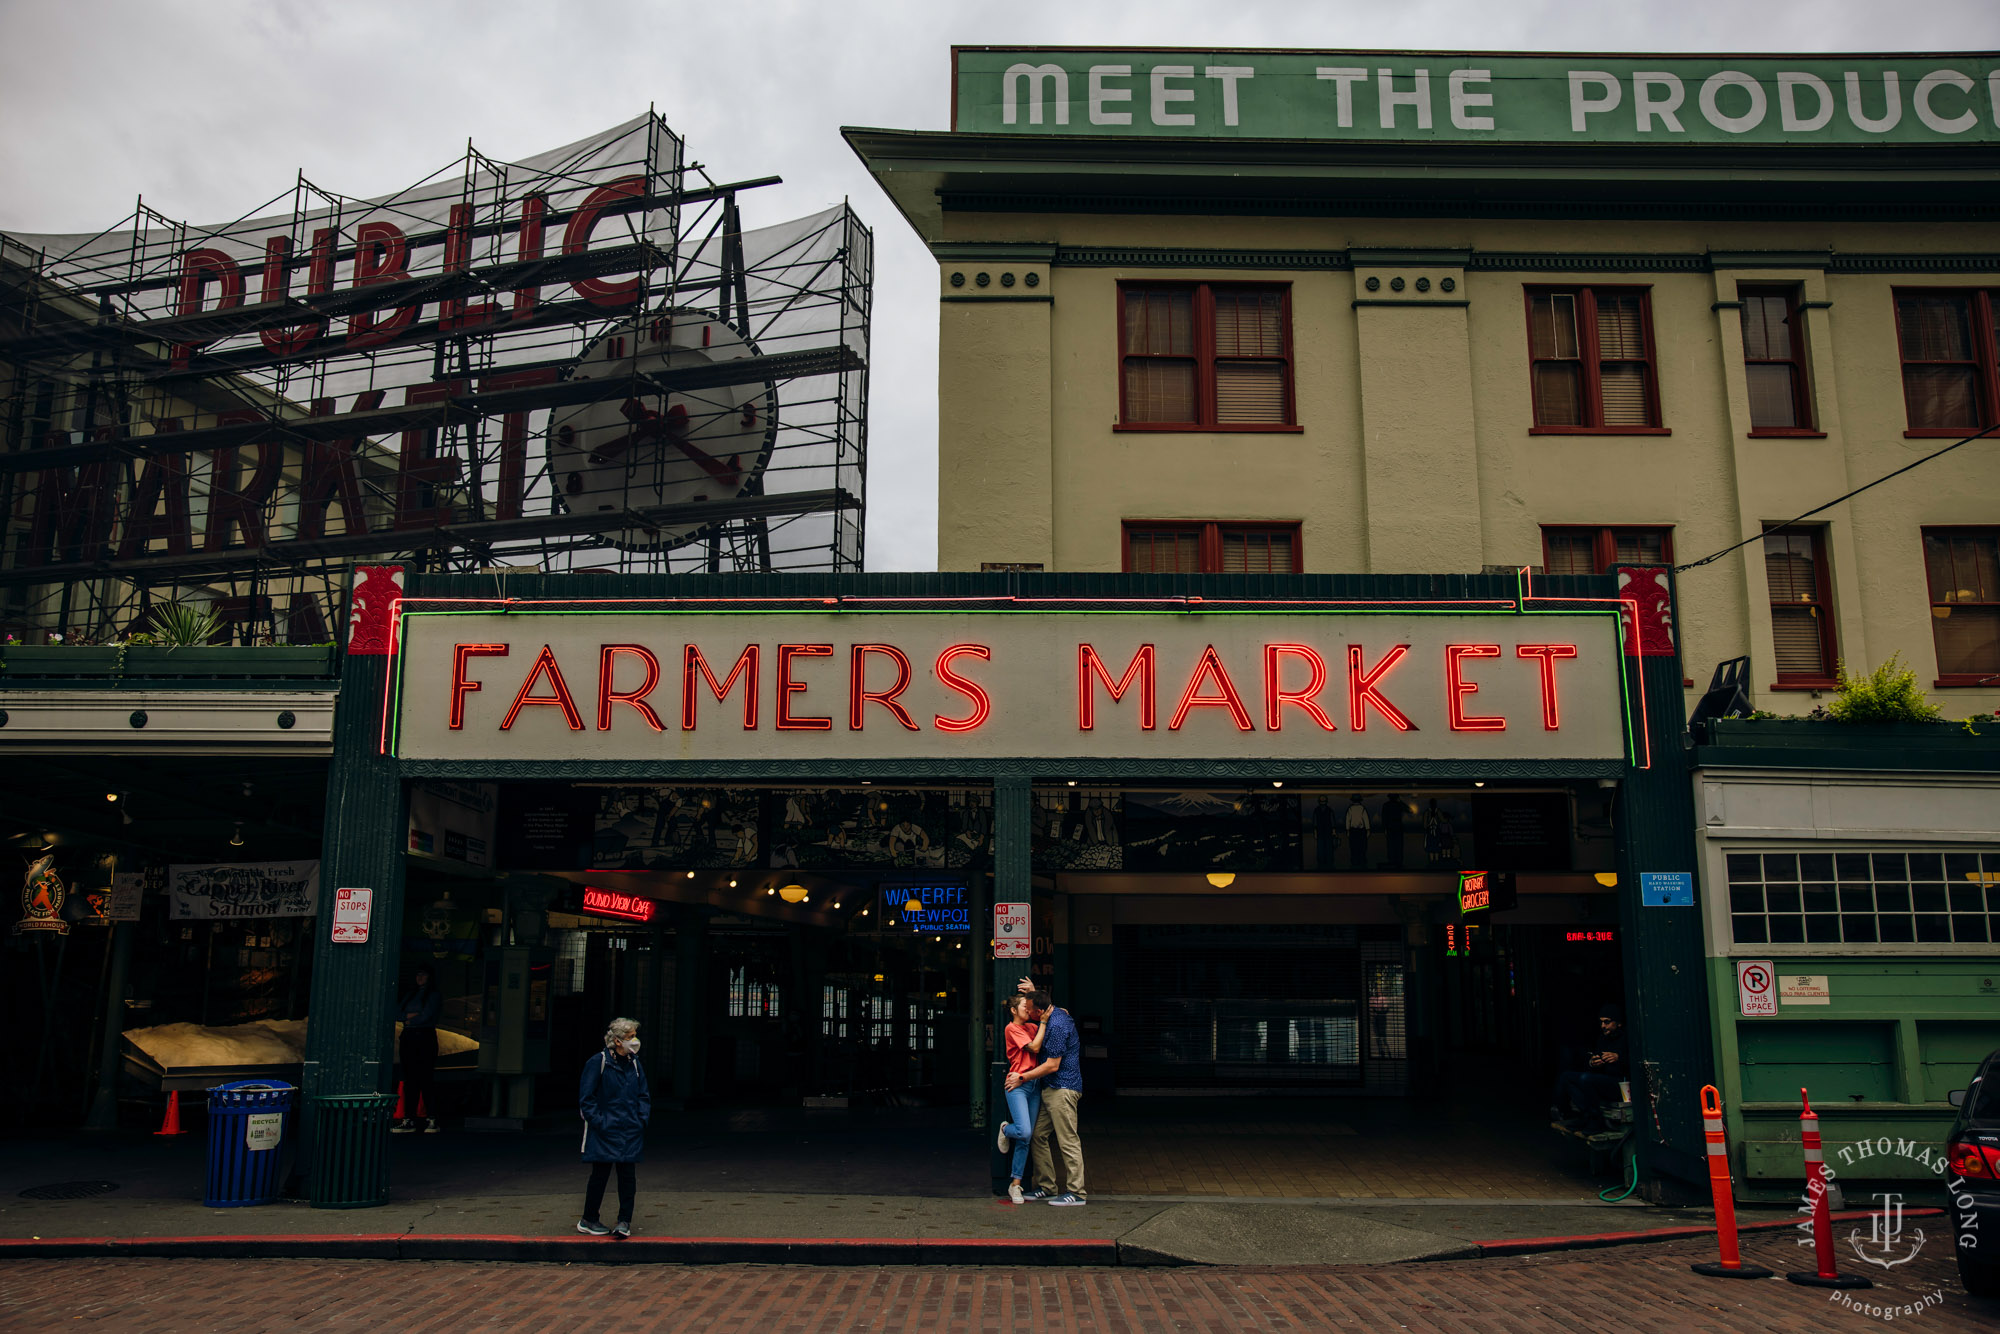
[393,1081,407,1119]
[153,1090,185,1136]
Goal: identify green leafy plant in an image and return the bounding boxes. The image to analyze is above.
[148,601,222,648]
[1825,654,1942,724]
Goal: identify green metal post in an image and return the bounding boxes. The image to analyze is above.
[989,770,1033,1192]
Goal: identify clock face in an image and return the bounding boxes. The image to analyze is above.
[548,309,777,552]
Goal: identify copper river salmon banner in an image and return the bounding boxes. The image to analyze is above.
[392,610,1631,762]
[951,48,2000,146]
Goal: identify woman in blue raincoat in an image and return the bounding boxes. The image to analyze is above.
[576,1016,650,1237]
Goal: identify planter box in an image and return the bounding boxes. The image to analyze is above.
[1699,717,2000,771]
[121,645,338,678]
[0,646,126,677]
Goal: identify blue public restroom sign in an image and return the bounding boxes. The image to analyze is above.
[1641,871,1695,907]
[882,883,970,932]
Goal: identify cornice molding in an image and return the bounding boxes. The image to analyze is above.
[1039,247,2000,276]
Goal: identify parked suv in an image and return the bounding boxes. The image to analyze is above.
[1948,1053,2000,1298]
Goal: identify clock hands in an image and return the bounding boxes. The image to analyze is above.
[589,397,744,489]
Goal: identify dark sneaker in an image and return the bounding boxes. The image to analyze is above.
[995,1124,1012,1153]
[390,1119,417,1135]
[576,1219,612,1236]
[612,1221,631,1239]
[1048,1193,1086,1207]
[422,1119,440,1134]
[1019,1186,1052,1201]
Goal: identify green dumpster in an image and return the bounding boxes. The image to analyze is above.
[308,1093,394,1209]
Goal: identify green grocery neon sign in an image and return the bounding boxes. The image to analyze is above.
[951,48,2000,146]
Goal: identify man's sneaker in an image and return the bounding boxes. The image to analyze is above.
[1008,1181,1025,1205]
[390,1119,417,1135]
[1048,1193,1086,1207]
[612,1221,631,1239]
[995,1123,1013,1153]
[576,1219,612,1236]
[422,1119,440,1134]
[1019,1186,1052,1201]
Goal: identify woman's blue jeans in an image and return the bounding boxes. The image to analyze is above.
[1002,1081,1041,1180]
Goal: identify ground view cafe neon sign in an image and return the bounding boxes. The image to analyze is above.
[386,596,1643,765]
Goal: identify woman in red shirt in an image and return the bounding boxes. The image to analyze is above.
[996,993,1048,1204]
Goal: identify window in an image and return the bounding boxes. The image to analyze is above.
[1762,525,1836,684]
[1727,849,2000,947]
[1739,287,1815,432]
[1524,287,1663,431]
[1119,284,1295,429]
[1924,527,2000,685]
[1541,526,1674,576]
[1124,521,1301,574]
[1895,290,1999,433]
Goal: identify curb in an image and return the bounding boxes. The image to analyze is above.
[1467,1207,1947,1258]
[0,1234,1120,1266]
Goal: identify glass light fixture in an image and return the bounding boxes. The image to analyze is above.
[1205,872,1235,888]
[904,895,923,914]
[1595,872,1619,888]
[779,884,808,904]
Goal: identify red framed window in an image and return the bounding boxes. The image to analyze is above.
[1524,286,1664,432]
[1923,527,2000,686]
[1895,289,2000,434]
[1739,287,1816,432]
[1763,525,1837,685]
[1123,521,1302,574]
[1541,526,1674,576]
[1119,283,1296,430]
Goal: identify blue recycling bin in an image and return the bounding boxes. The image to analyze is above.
[203,1080,296,1207]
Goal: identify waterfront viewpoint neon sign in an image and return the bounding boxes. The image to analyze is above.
[952,49,2000,147]
[390,606,1635,764]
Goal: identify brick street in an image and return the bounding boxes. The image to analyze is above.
[2,1231,1993,1333]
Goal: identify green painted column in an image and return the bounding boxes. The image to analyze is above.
[300,649,410,1170]
[989,770,1033,1191]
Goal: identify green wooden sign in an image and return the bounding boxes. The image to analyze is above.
[952,48,2000,146]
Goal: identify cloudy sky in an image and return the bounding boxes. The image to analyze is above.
[4,1,1996,570]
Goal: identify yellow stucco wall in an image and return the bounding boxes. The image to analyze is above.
[933,212,2000,716]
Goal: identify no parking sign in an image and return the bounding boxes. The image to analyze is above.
[1737,959,1776,1017]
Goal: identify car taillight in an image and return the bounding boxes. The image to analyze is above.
[1949,1139,2000,1179]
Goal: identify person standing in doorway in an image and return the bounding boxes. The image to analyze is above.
[1011,979,1086,1206]
[577,1017,650,1238]
[994,993,1049,1204]
[1344,796,1371,871]
[1380,795,1410,869]
[393,966,441,1134]
[1312,797,1336,871]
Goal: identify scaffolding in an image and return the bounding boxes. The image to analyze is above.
[0,112,870,644]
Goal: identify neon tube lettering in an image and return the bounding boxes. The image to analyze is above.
[1348,644,1417,731]
[932,644,992,732]
[1516,643,1579,730]
[1078,644,1156,730]
[1170,644,1255,732]
[775,644,833,731]
[597,644,665,732]
[448,643,508,729]
[1263,644,1337,732]
[682,644,759,730]
[501,644,584,731]
[850,644,920,731]
[1444,644,1506,732]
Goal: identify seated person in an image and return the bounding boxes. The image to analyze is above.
[1551,1003,1628,1130]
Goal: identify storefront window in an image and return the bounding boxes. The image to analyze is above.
[1728,848,2000,945]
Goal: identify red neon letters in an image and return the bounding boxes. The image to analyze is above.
[502,644,585,731]
[1170,644,1255,732]
[1079,644,1157,731]
[775,644,834,731]
[1444,644,1507,732]
[683,644,759,730]
[850,644,919,731]
[1348,644,1417,732]
[1263,644,1337,732]
[598,645,665,732]
[448,643,509,729]
[1516,644,1579,730]
[932,645,992,732]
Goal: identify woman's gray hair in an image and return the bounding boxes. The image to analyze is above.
[603,1016,639,1048]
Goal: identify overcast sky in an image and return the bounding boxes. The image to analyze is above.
[4,1,1997,571]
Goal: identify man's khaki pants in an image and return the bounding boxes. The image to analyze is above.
[1029,1086,1085,1198]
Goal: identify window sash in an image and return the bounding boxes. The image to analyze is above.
[1525,287,1660,429]
[1740,288,1812,430]
[1541,526,1674,576]
[1120,283,1293,427]
[1895,289,2000,431]
[1763,526,1836,680]
[1125,522,1301,574]
[1923,528,2000,678]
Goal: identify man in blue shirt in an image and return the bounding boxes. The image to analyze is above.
[1008,978,1085,1205]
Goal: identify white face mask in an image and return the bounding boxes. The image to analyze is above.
[619,1037,641,1054]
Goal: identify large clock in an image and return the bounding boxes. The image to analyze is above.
[548,309,777,552]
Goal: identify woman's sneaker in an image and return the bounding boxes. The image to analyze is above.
[612,1221,631,1239]
[576,1219,612,1236]
[1008,1181,1025,1205]
[390,1119,417,1135]
[995,1123,1012,1153]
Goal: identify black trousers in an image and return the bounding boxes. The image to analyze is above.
[584,1161,636,1223]
[400,1026,438,1119]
